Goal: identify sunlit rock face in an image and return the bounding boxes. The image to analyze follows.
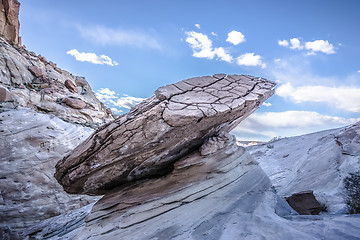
[0,0,21,45]
[0,36,113,127]
[54,74,275,195]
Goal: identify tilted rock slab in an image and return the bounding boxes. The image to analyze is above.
[55,74,275,195]
[0,0,21,45]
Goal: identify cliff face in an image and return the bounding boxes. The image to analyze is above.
[0,0,21,45]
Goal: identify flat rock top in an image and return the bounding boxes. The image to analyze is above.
[55,74,275,195]
[157,74,274,127]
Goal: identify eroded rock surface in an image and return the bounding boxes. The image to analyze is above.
[0,109,99,236]
[38,135,360,240]
[285,191,322,215]
[0,37,113,127]
[55,74,275,195]
[0,0,21,45]
[248,121,360,213]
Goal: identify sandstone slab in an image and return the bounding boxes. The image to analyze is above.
[55,74,275,195]
[0,86,13,101]
[286,191,322,215]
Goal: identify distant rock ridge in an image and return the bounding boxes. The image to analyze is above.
[0,0,21,45]
[0,36,114,127]
[54,74,276,195]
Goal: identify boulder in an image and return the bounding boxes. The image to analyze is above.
[285,190,322,215]
[64,79,78,93]
[55,74,275,195]
[0,86,13,101]
[28,65,45,78]
[63,97,86,109]
[0,0,21,45]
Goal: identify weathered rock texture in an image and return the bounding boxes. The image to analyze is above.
[285,191,322,215]
[29,135,360,240]
[248,121,360,213]
[55,74,275,195]
[0,37,113,127]
[0,0,21,45]
[0,108,99,236]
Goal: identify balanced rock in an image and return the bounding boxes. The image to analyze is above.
[55,74,275,195]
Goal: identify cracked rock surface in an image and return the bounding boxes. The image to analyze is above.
[55,74,275,195]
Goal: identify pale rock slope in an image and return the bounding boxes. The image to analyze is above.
[248,122,360,213]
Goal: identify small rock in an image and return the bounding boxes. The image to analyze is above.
[54,67,63,74]
[65,80,78,93]
[285,190,321,215]
[28,65,45,78]
[63,98,86,109]
[40,83,49,89]
[0,87,13,102]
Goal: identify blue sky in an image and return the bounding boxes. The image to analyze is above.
[19,0,360,141]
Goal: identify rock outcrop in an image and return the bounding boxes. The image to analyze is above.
[0,0,21,45]
[0,108,99,237]
[0,37,113,127]
[28,133,360,240]
[55,74,275,195]
[248,121,360,213]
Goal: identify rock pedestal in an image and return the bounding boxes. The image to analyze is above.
[54,74,276,195]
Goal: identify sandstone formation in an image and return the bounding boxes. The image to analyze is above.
[26,134,360,240]
[0,0,21,45]
[55,74,276,195]
[285,191,322,215]
[248,121,360,213]
[0,37,113,127]
[0,108,99,237]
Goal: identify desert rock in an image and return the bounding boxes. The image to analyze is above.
[64,97,86,109]
[65,79,78,93]
[55,74,275,195]
[0,0,21,45]
[0,86,12,101]
[285,190,322,215]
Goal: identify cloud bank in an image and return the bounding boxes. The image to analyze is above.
[278,38,335,55]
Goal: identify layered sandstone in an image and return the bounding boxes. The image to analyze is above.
[55,74,276,195]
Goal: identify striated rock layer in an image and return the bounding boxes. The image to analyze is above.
[55,74,275,195]
[29,135,360,240]
[0,0,21,45]
[248,121,360,213]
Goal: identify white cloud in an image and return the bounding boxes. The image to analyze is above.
[76,25,161,49]
[278,40,289,47]
[95,88,146,114]
[214,47,233,63]
[67,49,118,66]
[358,70,360,73]
[289,38,303,50]
[262,102,272,107]
[278,38,336,55]
[185,31,233,63]
[305,40,335,54]
[226,30,245,45]
[112,94,146,109]
[211,32,217,36]
[233,111,360,141]
[276,83,360,113]
[236,53,266,68]
[195,24,200,29]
